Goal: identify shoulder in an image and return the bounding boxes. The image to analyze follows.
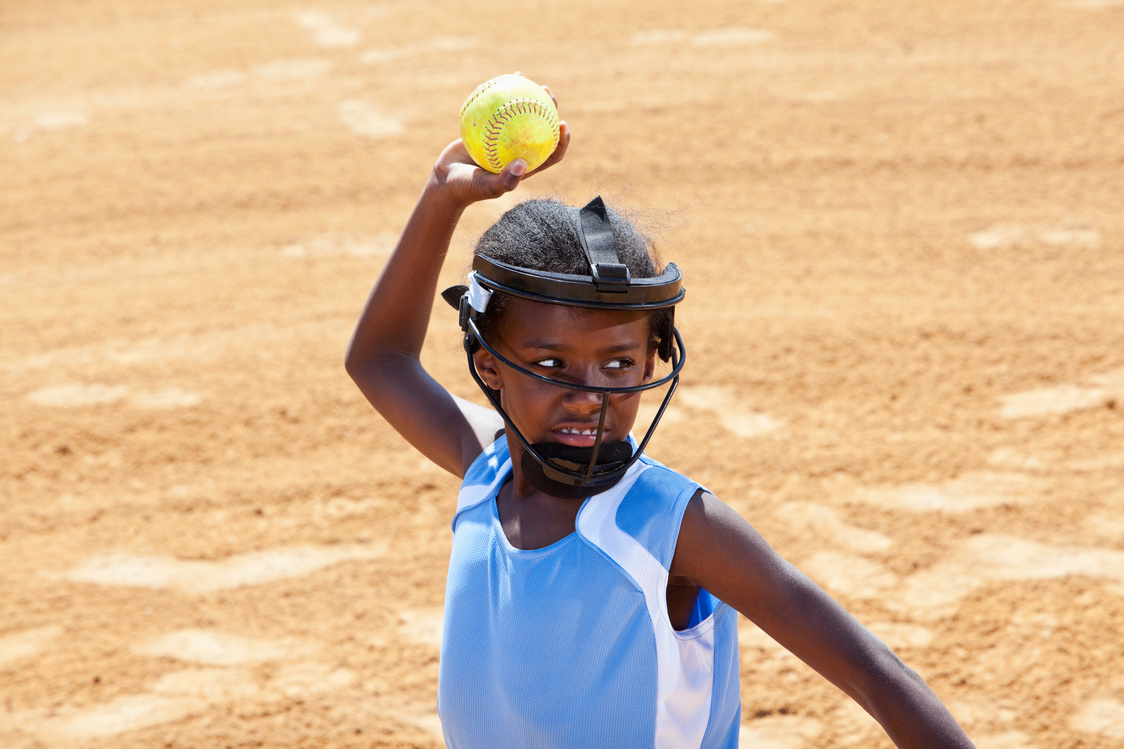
[679,490,749,537]
[670,489,783,585]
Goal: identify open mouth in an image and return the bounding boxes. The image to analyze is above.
[553,426,603,447]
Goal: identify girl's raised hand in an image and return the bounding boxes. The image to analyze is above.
[429,87,569,207]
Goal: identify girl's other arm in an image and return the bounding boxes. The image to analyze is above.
[673,491,976,748]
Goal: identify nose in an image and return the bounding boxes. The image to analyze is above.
[562,388,604,416]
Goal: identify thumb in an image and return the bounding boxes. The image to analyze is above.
[500,159,528,191]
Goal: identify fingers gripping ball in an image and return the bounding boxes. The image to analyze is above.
[459,74,560,173]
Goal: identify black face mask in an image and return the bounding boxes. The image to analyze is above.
[461,318,685,499]
[520,441,635,500]
[442,195,687,499]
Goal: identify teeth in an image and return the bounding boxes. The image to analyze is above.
[559,428,597,435]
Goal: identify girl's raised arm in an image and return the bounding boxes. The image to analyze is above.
[345,124,570,477]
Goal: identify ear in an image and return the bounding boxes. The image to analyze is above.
[472,348,504,391]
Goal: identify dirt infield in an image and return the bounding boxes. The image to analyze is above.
[3,1,1124,747]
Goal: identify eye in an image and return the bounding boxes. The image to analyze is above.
[604,358,634,370]
[532,357,564,369]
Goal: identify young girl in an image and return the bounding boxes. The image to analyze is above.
[345,87,976,748]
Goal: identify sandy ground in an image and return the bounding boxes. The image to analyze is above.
[3,0,1124,747]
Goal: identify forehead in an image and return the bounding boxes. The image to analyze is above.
[497,296,650,346]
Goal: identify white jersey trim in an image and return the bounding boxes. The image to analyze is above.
[576,461,715,749]
[452,449,511,530]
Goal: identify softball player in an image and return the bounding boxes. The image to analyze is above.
[346,90,975,748]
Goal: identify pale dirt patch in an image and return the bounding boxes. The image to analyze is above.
[134,629,319,665]
[973,732,1035,749]
[999,370,1124,418]
[865,621,935,649]
[128,388,202,408]
[1071,698,1124,739]
[968,223,1101,250]
[850,472,1036,512]
[337,100,406,139]
[26,384,130,407]
[34,111,89,131]
[271,660,357,697]
[897,535,1124,614]
[948,698,1022,729]
[14,693,202,742]
[251,58,333,81]
[800,551,900,598]
[676,385,783,438]
[152,667,262,701]
[1067,0,1124,8]
[634,399,687,433]
[631,28,773,46]
[25,384,201,408]
[295,11,361,48]
[738,617,790,657]
[1083,509,1124,541]
[0,626,64,667]
[360,37,476,65]
[281,233,396,258]
[186,69,248,89]
[57,544,386,593]
[986,448,1046,471]
[693,28,775,46]
[1000,384,1111,419]
[777,502,893,552]
[9,664,357,743]
[397,608,444,648]
[738,714,823,749]
[409,711,446,740]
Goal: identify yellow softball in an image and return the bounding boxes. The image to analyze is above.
[459,74,560,174]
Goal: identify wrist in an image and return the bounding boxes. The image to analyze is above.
[421,171,472,217]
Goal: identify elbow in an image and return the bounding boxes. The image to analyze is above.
[344,348,414,395]
[343,344,362,381]
[344,337,382,382]
[344,341,383,386]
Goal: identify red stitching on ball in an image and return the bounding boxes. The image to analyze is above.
[481,99,559,170]
[459,75,511,120]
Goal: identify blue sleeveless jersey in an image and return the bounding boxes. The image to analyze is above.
[437,436,741,748]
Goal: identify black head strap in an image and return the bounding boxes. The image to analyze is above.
[441,196,685,359]
[575,196,630,292]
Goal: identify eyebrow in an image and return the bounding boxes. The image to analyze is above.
[518,340,643,354]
